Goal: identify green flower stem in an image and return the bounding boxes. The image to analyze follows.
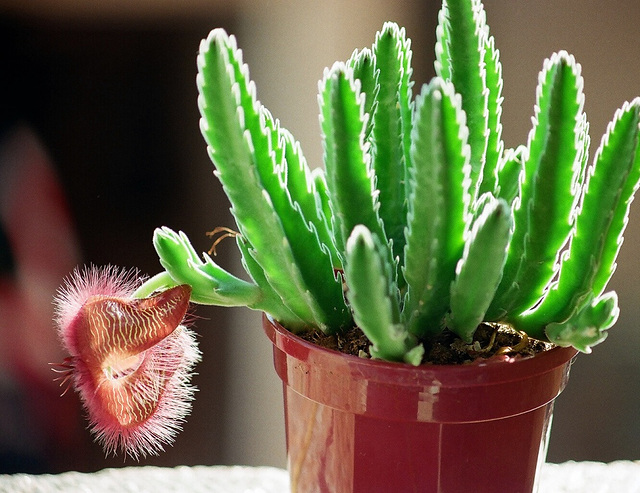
[132,271,177,299]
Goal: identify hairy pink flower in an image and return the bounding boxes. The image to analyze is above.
[53,266,201,459]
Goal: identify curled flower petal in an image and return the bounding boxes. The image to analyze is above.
[53,266,201,458]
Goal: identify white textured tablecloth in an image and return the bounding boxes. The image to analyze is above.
[1,462,639,492]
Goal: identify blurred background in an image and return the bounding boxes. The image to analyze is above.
[0,0,638,474]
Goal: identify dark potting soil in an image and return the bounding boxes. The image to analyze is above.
[298,322,554,365]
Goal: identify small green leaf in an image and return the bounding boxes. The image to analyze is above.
[494,146,525,208]
[275,123,342,270]
[479,34,505,196]
[436,0,490,198]
[489,52,587,320]
[310,168,340,264]
[345,226,423,365]
[404,78,472,338]
[320,62,386,253]
[235,234,307,330]
[347,47,378,142]
[545,292,618,352]
[447,197,512,342]
[371,23,414,264]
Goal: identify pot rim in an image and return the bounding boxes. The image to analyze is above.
[264,313,579,388]
[265,313,579,422]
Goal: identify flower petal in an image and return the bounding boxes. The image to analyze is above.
[80,325,201,458]
[72,284,191,365]
[54,266,201,458]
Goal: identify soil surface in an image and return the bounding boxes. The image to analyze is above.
[298,323,554,365]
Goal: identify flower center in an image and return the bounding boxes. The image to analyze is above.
[102,352,146,381]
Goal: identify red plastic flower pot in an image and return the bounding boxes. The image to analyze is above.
[263,314,578,493]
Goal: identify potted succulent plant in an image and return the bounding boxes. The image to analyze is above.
[53,0,640,491]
